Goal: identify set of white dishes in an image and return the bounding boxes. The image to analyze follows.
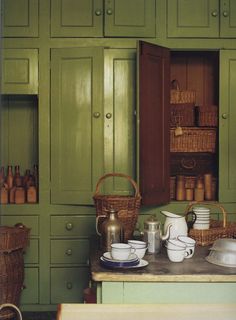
[100,241,148,269]
[193,206,210,230]
[165,236,196,262]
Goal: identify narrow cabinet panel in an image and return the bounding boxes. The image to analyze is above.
[220,0,236,37]
[167,0,219,38]
[50,0,103,37]
[50,48,104,205]
[219,50,236,202]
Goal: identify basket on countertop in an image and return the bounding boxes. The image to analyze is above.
[93,173,141,242]
[185,202,236,246]
[170,127,217,153]
[170,80,196,104]
[0,224,30,320]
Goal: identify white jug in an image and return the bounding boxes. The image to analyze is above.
[161,211,196,239]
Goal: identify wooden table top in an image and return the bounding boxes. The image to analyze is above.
[90,243,236,283]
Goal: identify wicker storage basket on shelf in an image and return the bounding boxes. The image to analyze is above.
[93,173,141,242]
[196,105,218,127]
[170,127,217,153]
[185,202,236,246]
[0,225,30,320]
[170,103,195,127]
[170,80,196,104]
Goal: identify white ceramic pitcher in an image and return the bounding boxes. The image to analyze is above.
[161,210,196,239]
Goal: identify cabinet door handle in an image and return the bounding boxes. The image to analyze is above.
[222,11,229,17]
[95,9,102,16]
[93,112,101,118]
[105,112,112,119]
[222,113,228,119]
[66,249,72,256]
[106,9,113,15]
[66,282,73,290]
[211,10,218,17]
[65,222,73,230]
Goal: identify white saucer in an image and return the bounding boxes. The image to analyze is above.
[103,252,138,263]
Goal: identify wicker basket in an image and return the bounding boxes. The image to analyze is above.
[196,105,218,127]
[170,103,195,127]
[93,173,141,242]
[170,80,196,104]
[0,225,30,253]
[170,127,217,153]
[185,202,236,246]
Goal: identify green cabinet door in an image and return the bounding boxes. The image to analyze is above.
[50,0,103,37]
[167,0,219,38]
[50,47,104,205]
[220,0,236,37]
[103,49,136,194]
[1,49,38,94]
[219,50,236,202]
[104,0,156,37]
[2,0,39,37]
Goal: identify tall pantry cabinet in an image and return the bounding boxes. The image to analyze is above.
[1,0,236,312]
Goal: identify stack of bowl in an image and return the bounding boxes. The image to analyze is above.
[193,206,210,230]
[127,240,147,259]
[206,238,236,267]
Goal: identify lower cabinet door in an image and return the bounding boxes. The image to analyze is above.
[50,267,89,303]
[20,267,39,304]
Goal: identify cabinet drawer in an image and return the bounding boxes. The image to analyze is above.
[2,49,38,94]
[20,267,39,304]
[24,239,39,264]
[50,267,89,303]
[0,215,39,236]
[50,216,95,236]
[170,153,217,176]
[51,239,89,264]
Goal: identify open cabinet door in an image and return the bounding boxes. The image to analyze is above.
[138,41,170,206]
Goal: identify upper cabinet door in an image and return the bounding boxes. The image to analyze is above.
[220,0,236,38]
[51,0,103,37]
[167,0,219,38]
[1,49,38,94]
[138,41,170,206]
[2,0,39,37]
[104,0,156,38]
[219,50,236,202]
[50,48,104,205]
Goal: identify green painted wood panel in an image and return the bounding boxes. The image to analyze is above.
[50,47,104,205]
[103,49,136,194]
[1,49,38,94]
[24,239,39,264]
[50,0,103,37]
[0,95,38,174]
[20,267,39,304]
[2,0,39,37]
[167,0,219,38]
[0,215,39,236]
[50,239,89,264]
[220,0,236,37]
[219,50,236,202]
[104,0,156,37]
[50,267,89,303]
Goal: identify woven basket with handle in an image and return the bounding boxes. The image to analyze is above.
[170,79,196,104]
[93,173,141,242]
[185,201,236,246]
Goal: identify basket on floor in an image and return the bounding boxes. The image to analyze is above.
[93,173,141,241]
[185,202,236,246]
[0,225,30,320]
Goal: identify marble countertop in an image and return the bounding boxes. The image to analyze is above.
[90,244,236,282]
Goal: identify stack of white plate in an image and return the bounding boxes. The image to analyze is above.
[193,206,210,230]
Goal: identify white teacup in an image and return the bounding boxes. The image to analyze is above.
[166,247,188,262]
[111,243,135,261]
[177,235,196,258]
[127,240,147,249]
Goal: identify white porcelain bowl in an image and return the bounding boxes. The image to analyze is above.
[128,240,147,249]
[134,247,147,259]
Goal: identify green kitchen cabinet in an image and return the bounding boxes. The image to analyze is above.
[219,50,236,202]
[167,0,236,38]
[2,0,39,37]
[50,0,156,38]
[1,49,38,94]
[50,48,136,205]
